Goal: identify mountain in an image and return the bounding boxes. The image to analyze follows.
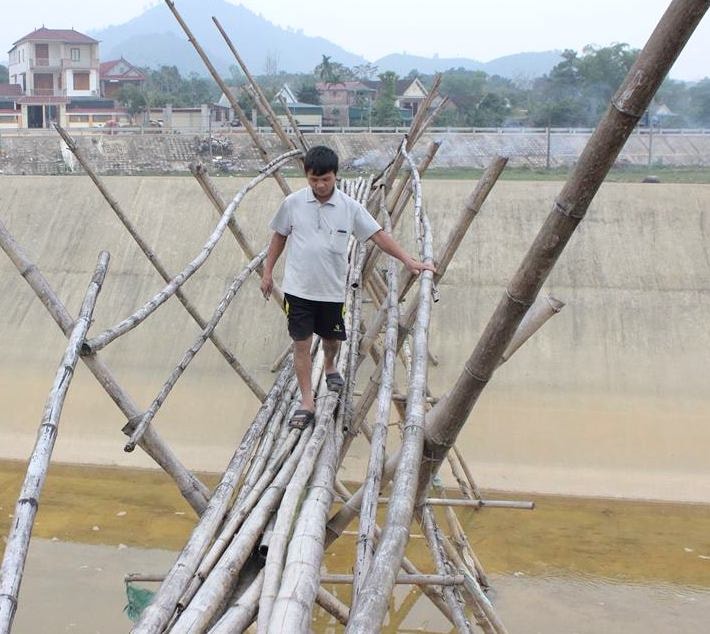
[89,0,367,75]
[375,50,563,79]
[89,0,562,80]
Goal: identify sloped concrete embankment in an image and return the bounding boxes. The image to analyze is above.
[0,130,709,175]
[1,176,709,502]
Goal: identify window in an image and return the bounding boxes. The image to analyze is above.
[73,72,90,91]
[71,48,80,62]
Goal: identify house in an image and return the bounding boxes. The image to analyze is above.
[361,77,433,125]
[315,81,375,126]
[0,84,22,128]
[8,27,104,128]
[100,57,146,99]
[274,84,322,130]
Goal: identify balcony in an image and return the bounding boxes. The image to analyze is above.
[61,58,100,70]
[28,88,66,97]
[29,58,61,70]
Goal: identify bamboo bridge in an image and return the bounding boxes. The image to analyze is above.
[1,0,708,632]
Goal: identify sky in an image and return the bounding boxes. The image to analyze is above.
[2,0,708,81]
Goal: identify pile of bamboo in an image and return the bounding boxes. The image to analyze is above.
[1,0,707,632]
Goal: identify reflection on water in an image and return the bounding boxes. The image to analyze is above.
[1,460,709,633]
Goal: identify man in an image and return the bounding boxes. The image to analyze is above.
[260,145,434,429]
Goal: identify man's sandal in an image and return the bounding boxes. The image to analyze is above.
[289,409,315,430]
[325,372,345,392]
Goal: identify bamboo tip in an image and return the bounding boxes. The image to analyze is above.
[546,294,566,313]
[124,441,136,453]
[80,341,93,356]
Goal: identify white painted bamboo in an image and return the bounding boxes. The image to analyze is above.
[125,250,266,451]
[208,569,263,633]
[84,149,300,354]
[189,161,286,310]
[257,394,337,633]
[420,506,471,634]
[0,220,209,514]
[171,427,313,632]
[131,360,294,633]
[345,157,435,632]
[352,191,399,601]
[164,0,293,196]
[53,124,267,403]
[0,252,109,634]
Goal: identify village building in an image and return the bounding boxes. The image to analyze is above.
[99,57,146,99]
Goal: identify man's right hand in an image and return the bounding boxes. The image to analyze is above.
[260,272,273,300]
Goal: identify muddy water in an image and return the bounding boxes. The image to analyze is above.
[1,460,709,632]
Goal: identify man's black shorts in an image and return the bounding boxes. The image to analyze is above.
[284,293,347,341]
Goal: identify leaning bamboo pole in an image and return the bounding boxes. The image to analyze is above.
[83,149,301,354]
[345,155,436,632]
[212,15,301,160]
[417,0,710,500]
[277,96,310,152]
[164,0,293,196]
[125,250,266,451]
[53,123,266,402]
[0,252,109,634]
[131,360,294,633]
[0,220,210,514]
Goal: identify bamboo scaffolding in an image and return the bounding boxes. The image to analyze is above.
[212,16,301,159]
[345,149,436,632]
[352,190,399,601]
[54,124,267,402]
[416,0,708,501]
[83,149,300,354]
[164,0,293,196]
[0,220,210,514]
[420,505,471,634]
[131,360,295,633]
[0,252,109,634]
[125,250,266,451]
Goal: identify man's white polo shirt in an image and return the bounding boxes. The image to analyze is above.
[269,186,381,302]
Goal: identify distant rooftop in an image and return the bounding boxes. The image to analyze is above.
[11,27,98,49]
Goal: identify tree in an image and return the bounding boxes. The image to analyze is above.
[372,71,401,126]
[314,55,354,86]
[688,78,710,126]
[297,82,320,105]
[352,63,378,81]
[0,65,8,84]
[115,84,147,122]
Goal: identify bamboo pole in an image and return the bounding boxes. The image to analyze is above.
[125,251,266,451]
[258,392,338,633]
[346,152,436,632]
[417,0,710,499]
[0,252,109,634]
[451,445,482,500]
[164,0,293,196]
[420,506,471,634]
[83,149,300,354]
[188,161,286,311]
[377,498,533,510]
[278,95,310,152]
[0,220,210,514]
[208,569,263,633]
[316,587,349,625]
[54,124,267,402]
[131,360,294,633]
[212,16,301,160]
[353,190,399,601]
[321,574,464,586]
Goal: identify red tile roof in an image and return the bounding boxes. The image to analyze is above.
[0,84,23,97]
[100,58,146,80]
[12,28,98,47]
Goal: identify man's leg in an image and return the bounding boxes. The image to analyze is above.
[293,336,315,413]
[322,338,340,376]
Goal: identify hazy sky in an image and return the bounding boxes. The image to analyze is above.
[2,0,708,80]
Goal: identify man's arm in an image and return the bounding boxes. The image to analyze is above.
[260,232,287,299]
[369,230,436,275]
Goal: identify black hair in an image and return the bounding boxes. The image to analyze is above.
[304,145,339,176]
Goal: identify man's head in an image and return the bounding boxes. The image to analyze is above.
[304,145,338,202]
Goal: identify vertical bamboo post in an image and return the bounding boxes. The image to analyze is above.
[0,252,109,634]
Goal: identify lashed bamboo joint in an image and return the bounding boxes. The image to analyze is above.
[2,1,707,633]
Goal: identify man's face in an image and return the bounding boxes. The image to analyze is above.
[306,170,337,202]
